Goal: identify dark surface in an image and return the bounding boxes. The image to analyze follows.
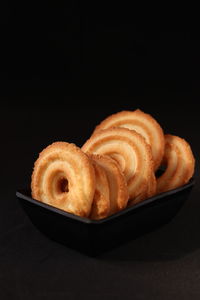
[1,4,200,300]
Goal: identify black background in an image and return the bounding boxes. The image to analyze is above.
[1,3,200,300]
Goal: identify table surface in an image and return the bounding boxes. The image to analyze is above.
[0,100,199,300]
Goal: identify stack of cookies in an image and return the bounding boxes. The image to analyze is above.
[31,109,195,219]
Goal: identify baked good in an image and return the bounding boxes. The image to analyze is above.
[82,127,155,203]
[89,154,129,216]
[89,156,110,219]
[31,142,95,217]
[129,172,157,206]
[94,109,165,170]
[30,110,195,220]
[156,134,195,194]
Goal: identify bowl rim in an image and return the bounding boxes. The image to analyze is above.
[16,178,195,225]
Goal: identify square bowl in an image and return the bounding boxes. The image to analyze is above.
[16,178,194,256]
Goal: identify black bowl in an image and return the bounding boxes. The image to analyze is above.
[16,178,194,256]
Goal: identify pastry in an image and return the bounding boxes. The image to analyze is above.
[89,154,129,216]
[31,142,95,217]
[156,134,195,194]
[30,110,195,220]
[94,109,165,170]
[129,171,157,206]
[89,156,110,220]
[82,127,155,203]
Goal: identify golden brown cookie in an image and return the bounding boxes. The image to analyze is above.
[82,127,154,203]
[89,156,110,220]
[31,142,95,217]
[156,134,195,194]
[89,154,128,216]
[94,109,165,170]
[127,172,156,206]
[148,172,157,198]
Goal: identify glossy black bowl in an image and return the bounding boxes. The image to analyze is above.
[16,178,194,256]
